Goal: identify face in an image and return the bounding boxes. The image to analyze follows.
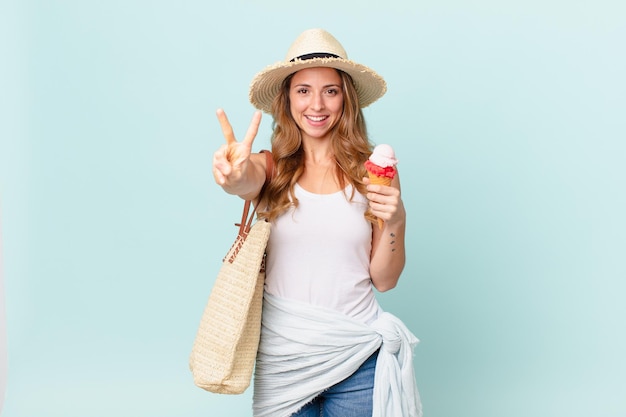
[289,67,344,141]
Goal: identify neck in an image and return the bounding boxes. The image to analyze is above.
[303,143,333,166]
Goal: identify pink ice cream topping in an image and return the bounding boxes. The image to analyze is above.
[365,144,398,178]
[368,144,398,167]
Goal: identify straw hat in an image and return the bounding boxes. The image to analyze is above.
[249,28,387,113]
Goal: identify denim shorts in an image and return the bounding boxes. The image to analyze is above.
[290,349,379,417]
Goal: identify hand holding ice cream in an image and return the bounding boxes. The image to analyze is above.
[364,144,399,229]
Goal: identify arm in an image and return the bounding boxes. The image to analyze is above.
[212,109,267,201]
[367,172,406,292]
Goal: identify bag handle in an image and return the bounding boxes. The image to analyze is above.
[236,150,274,237]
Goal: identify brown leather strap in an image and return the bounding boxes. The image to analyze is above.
[259,149,275,197]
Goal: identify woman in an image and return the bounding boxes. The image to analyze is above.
[212,29,421,417]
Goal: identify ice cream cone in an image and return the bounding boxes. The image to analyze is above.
[365,144,398,230]
[367,173,392,229]
[367,173,392,187]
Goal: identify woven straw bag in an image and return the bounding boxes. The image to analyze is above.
[189,150,273,394]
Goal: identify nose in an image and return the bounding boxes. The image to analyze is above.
[310,92,325,111]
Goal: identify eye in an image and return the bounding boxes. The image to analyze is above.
[296,88,309,94]
[326,88,338,95]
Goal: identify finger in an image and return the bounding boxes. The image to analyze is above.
[213,167,226,185]
[212,145,233,182]
[369,200,395,217]
[242,111,262,147]
[367,182,399,196]
[367,192,386,205]
[212,157,227,184]
[216,108,237,145]
[369,203,388,222]
[367,189,399,207]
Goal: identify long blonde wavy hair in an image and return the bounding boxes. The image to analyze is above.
[259,69,377,224]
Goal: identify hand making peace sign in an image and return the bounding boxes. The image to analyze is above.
[212,109,262,187]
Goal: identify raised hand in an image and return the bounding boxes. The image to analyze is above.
[212,109,262,186]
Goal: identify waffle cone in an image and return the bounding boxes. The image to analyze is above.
[367,173,392,187]
[367,172,393,229]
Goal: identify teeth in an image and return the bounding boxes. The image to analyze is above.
[307,116,326,122]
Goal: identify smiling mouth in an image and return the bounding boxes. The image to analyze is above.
[305,115,328,122]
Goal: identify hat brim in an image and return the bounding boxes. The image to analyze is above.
[249,57,387,113]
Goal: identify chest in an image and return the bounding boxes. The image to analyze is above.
[271,185,371,247]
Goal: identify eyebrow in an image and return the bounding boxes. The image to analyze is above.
[292,83,342,89]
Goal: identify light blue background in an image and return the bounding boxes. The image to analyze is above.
[1,0,625,416]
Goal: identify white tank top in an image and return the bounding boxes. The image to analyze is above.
[265,183,381,324]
